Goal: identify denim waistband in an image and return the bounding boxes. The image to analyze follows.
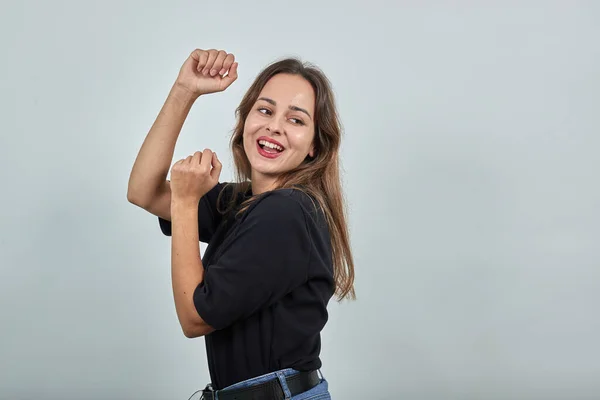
[209,368,324,394]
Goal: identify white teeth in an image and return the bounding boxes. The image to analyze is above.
[258,140,283,151]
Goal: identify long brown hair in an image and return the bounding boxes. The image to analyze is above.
[223,58,355,301]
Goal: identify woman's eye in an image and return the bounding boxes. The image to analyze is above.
[257,108,304,125]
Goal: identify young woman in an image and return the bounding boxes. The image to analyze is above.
[128,48,355,399]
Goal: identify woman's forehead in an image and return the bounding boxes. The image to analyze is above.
[258,74,315,111]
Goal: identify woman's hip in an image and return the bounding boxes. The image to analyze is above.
[200,368,330,399]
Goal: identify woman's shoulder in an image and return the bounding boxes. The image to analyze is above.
[254,186,315,209]
[211,181,252,210]
[252,187,327,230]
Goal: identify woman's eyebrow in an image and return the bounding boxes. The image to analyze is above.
[258,97,312,120]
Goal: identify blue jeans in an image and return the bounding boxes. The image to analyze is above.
[206,368,331,399]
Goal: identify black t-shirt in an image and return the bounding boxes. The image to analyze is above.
[158,183,334,389]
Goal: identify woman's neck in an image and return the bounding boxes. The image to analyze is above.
[250,172,278,196]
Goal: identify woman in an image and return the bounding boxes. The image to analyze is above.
[128,48,355,399]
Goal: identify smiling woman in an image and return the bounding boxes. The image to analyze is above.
[127,48,355,400]
[240,73,317,187]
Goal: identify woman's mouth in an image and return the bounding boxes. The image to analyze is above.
[257,139,284,159]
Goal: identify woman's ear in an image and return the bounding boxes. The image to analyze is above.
[308,141,316,158]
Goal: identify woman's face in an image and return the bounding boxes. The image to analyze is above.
[243,73,316,182]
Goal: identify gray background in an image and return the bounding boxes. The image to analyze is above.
[1,1,599,399]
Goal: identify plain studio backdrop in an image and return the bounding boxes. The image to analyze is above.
[1,1,599,399]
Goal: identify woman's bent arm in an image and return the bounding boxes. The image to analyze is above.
[127,83,198,220]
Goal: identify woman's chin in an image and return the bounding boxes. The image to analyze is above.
[253,168,280,177]
[250,162,286,178]
[249,157,276,172]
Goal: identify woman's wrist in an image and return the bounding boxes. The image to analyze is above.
[171,81,201,104]
[171,196,198,212]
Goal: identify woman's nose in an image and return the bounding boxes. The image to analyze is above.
[266,117,283,134]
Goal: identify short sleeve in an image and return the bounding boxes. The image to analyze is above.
[193,191,311,330]
[158,182,227,243]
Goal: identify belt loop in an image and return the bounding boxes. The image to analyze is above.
[201,384,216,400]
[276,371,292,399]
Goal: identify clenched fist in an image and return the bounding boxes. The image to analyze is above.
[170,149,222,205]
[175,49,239,97]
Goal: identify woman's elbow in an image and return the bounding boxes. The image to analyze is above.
[183,322,215,339]
[127,187,148,208]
